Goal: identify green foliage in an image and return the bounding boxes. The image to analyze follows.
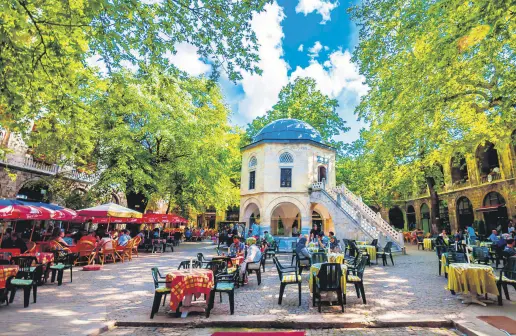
[0,0,270,160]
[245,77,349,149]
[93,67,240,214]
[342,0,516,209]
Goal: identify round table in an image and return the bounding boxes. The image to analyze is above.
[165,269,214,313]
[0,265,19,289]
[327,253,345,264]
[447,263,498,305]
[358,245,376,261]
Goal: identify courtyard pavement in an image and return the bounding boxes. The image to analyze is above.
[0,241,514,336]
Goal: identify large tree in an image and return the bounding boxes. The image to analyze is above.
[345,0,516,232]
[0,0,271,160]
[245,77,349,150]
[92,67,240,215]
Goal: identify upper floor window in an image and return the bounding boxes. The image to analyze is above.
[280,168,292,187]
[279,152,294,164]
[249,156,257,168]
[249,171,256,190]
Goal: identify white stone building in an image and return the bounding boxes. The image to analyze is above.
[239,119,404,251]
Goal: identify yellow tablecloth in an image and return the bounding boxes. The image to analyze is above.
[480,242,493,248]
[327,253,345,264]
[358,245,376,261]
[356,241,368,246]
[309,263,347,294]
[441,254,449,275]
[447,264,499,296]
[423,238,433,250]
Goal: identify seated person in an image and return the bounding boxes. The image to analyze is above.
[488,230,499,243]
[184,228,192,241]
[117,229,131,246]
[80,231,98,245]
[229,236,245,257]
[97,230,113,250]
[317,232,328,249]
[50,227,71,248]
[1,232,28,253]
[503,238,515,257]
[329,236,341,252]
[240,237,262,284]
[296,236,311,259]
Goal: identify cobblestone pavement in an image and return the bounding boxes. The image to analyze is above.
[106,327,460,336]
[1,241,510,335]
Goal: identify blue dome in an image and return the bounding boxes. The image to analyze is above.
[253,119,323,143]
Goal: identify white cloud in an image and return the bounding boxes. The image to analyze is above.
[295,0,339,24]
[308,41,324,59]
[235,2,289,121]
[298,44,304,52]
[165,42,211,76]
[290,49,369,142]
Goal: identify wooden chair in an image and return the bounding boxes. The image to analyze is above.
[111,240,124,263]
[132,236,141,258]
[24,241,36,254]
[119,239,135,262]
[98,242,117,265]
[75,241,96,265]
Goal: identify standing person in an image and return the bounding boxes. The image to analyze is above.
[466,224,477,244]
[309,224,320,242]
[251,221,260,238]
[239,237,262,285]
[291,223,299,237]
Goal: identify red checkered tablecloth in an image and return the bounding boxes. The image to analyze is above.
[165,269,213,311]
[0,265,19,289]
[25,252,54,265]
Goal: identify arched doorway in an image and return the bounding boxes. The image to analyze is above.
[450,154,469,185]
[406,205,416,230]
[420,203,430,233]
[270,202,301,236]
[318,166,327,183]
[16,179,51,202]
[456,197,474,230]
[438,200,450,232]
[476,141,500,183]
[243,202,260,233]
[482,192,508,233]
[312,210,323,232]
[388,206,404,229]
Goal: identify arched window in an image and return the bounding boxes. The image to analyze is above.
[482,192,508,233]
[279,152,294,164]
[476,141,500,183]
[450,154,469,185]
[456,197,473,229]
[249,156,257,168]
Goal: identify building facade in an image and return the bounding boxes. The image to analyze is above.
[239,119,336,236]
[380,132,516,234]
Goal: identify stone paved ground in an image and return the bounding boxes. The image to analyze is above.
[106,327,460,336]
[0,242,514,336]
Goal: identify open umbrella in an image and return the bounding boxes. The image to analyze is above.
[76,203,142,231]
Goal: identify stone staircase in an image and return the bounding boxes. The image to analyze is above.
[310,182,404,251]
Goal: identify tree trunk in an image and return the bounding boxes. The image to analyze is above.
[426,176,440,235]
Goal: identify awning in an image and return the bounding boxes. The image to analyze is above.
[475,204,505,212]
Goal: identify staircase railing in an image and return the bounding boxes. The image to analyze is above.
[332,184,404,247]
[318,188,379,240]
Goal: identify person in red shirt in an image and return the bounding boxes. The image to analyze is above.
[80,231,98,246]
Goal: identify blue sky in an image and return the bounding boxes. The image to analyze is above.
[155,1,368,144]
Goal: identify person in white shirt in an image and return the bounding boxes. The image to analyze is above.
[239,237,262,283]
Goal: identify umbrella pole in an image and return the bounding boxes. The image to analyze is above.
[29,221,36,242]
